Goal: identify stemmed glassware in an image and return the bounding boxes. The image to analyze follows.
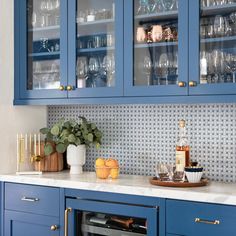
[159,53,170,85]
[143,56,152,86]
[102,54,115,87]
[161,0,176,11]
[213,15,225,37]
[88,57,100,87]
[137,0,150,15]
[76,57,88,88]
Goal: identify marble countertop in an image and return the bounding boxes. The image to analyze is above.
[1,171,236,206]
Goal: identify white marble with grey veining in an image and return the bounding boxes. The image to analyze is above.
[1,171,236,206]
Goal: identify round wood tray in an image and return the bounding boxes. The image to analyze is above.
[150,177,209,187]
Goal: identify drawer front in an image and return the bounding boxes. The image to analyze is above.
[5,183,60,217]
[166,199,236,236]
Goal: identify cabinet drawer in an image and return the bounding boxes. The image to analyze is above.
[5,183,59,217]
[166,199,236,236]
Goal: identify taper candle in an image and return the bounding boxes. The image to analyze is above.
[38,133,40,156]
[34,134,37,156]
[29,134,32,155]
[16,134,19,172]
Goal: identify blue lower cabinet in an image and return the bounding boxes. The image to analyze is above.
[4,211,60,236]
[66,197,158,236]
[166,199,236,236]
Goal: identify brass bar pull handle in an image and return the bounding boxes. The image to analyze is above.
[21,196,39,202]
[195,218,220,225]
[65,208,72,236]
[178,81,186,87]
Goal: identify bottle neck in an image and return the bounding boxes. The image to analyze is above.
[179,126,186,138]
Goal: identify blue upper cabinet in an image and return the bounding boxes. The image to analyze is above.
[189,0,236,95]
[67,0,124,98]
[14,0,68,100]
[124,0,189,97]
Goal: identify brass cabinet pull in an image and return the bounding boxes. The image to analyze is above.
[195,218,220,225]
[66,85,73,91]
[65,208,72,236]
[59,85,65,91]
[189,81,197,87]
[21,196,39,202]
[50,225,59,231]
[178,81,186,87]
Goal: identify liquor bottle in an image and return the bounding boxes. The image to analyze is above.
[176,120,190,168]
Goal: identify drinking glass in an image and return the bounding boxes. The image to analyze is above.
[38,38,50,53]
[143,56,152,86]
[224,53,234,83]
[77,57,88,88]
[206,24,214,38]
[230,55,236,83]
[161,0,176,11]
[31,11,37,28]
[215,0,227,5]
[102,55,115,87]
[40,0,47,13]
[137,0,150,15]
[88,57,100,87]
[150,0,163,13]
[156,163,173,181]
[159,53,170,85]
[224,17,232,36]
[213,15,225,37]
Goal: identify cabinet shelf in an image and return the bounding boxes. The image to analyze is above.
[77,19,114,26]
[201,35,236,48]
[28,25,60,32]
[28,51,60,57]
[135,42,178,49]
[202,3,236,16]
[135,11,178,21]
[77,47,114,53]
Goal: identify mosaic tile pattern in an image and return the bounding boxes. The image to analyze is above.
[48,104,236,182]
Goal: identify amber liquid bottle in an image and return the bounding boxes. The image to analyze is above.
[176,120,190,168]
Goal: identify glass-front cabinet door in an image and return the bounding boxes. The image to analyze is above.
[124,0,188,97]
[17,0,68,99]
[67,0,124,98]
[189,0,236,95]
[66,198,158,236]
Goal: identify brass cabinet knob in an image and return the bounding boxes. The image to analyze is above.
[178,81,186,87]
[189,81,197,87]
[59,85,65,91]
[66,85,73,91]
[50,225,59,231]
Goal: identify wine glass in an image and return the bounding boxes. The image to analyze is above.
[76,57,88,88]
[40,0,47,13]
[102,55,114,87]
[88,57,100,87]
[38,38,50,53]
[159,53,170,85]
[143,55,152,86]
[31,12,37,28]
[213,15,225,37]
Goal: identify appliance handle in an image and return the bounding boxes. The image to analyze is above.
[64,208,72,236]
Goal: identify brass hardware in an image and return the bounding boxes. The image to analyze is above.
[50,225,58,231]
[59,85,65,91]
[189,81,197,87]
[21,196,39,202]
[65,208,72,236]
[195,218,220,225]
[66,85,73,91]
[178,81,186,87]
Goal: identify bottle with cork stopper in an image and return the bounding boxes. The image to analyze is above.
[176,119,190,171]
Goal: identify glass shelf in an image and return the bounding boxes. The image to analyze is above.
[135,42,178,49]
[28,25,60,32]
[77,18,114,26]
[77,46,115,53]
[135,11,178,21]
[28,51,60,57]
[201,3,236,16]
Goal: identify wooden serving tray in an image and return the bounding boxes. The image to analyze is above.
[150,177,209,187]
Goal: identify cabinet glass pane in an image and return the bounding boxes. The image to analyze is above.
[75,210,147,236]
[200,0,236,84]
[76,0,115,88]
[27,0,61,90]
[133,0,179,86]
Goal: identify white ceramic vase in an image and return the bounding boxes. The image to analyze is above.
[67,144,86,174]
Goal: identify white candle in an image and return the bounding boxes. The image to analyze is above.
[16,134,19,172]
[38,133,41,156]
[29,134,32,155]
[34,134,37,156]
[25,134,27,150]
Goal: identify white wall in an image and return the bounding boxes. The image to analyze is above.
[0,0,47,173]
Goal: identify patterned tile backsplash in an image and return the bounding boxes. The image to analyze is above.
[48,104,236,182]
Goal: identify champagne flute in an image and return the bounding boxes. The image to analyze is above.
[143,55,152,86]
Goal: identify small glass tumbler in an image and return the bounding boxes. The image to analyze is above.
[156,163,173,181]
[173,164,185,182]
